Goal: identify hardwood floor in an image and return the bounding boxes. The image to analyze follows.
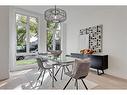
[86,71,127,89]
[0,69,127,89]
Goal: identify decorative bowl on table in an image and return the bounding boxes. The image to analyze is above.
[50,50,62,60]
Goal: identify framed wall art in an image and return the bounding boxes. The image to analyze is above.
[80,24,103,53]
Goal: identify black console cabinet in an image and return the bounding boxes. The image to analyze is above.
[69,53,108,75]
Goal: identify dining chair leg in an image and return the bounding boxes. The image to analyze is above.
[48,70,52,77]
[63,77,72,90]
[55,66,61,76]
[61,66,64,80]
[37,70,43,80]
[32,70,43,88]
[75,79,78,90]
[38,67,40,71]
[48,69,57,81]
[63,66,66,73]
[81,79,88,90]
[40,69,46,86]
[66,66,70,72]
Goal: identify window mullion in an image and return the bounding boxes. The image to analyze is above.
[53,29,56,50]
[26,16,30,54]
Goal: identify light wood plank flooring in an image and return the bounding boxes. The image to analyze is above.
[86,71,127,89]
[0,69,127,89]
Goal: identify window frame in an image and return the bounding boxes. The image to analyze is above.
[9,7,43,71]
[15,11,39,56]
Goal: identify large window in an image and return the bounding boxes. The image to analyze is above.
[16,14,27,53]
[47,21,61,51]
[16,13,38,65]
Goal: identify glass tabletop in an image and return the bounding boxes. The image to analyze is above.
[49,56,75,63]
[58,57,75,63]
[38,53,75,63]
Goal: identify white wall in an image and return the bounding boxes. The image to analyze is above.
[0,7,9,80]
[64,6,127,79]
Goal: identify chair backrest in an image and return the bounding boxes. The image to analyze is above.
[72,58,91,79]
[36,57,45,69]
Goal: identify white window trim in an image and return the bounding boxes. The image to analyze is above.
[16,13,39,55]
[9,7,42,71]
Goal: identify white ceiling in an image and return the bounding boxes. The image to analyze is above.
[16,6,69,14]
[16,6,124,15]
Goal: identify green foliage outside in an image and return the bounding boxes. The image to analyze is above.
[16,15,60,65]
[16,14,59,51]
[16,14,38,48]
[16,14,38,65]
[16,59,37,65]
[47,21,59,51]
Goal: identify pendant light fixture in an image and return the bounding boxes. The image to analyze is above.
[44,6,67,23]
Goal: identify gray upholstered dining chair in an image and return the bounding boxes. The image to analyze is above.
[63,58,91,90]
[36,57,57,86]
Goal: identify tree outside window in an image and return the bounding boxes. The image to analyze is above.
[47,21,61,51]
[16,14,38,53]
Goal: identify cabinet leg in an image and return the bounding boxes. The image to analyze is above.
[97,69,104,75]
[97,69,99,75]
[102,70,104,74]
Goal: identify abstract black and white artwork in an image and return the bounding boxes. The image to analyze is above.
[80,24,103,53]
